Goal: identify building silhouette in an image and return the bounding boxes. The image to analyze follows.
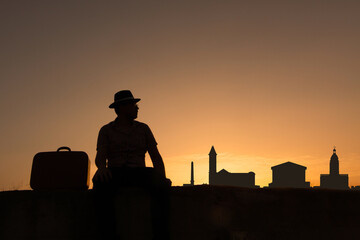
[320,148,349,190]
[269,162,310,188]
[208,146,257,188]
[183,161,195,186]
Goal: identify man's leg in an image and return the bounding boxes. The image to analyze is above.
[102,167,171,240]
[93,177,117,240]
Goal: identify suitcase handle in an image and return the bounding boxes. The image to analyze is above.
[57,146,71,152]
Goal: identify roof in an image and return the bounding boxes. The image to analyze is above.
[209,146,217,155]
[217,169,255,175]
[218,169,230,174]
[271,161,307,170]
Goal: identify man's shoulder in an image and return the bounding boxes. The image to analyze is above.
[134,121,156,144]
[99,120,116,132]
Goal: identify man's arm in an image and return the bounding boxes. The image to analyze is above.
[148,145,166,178]
[93,126,112,184]
[145,124,171,185]
[95,149,107,169]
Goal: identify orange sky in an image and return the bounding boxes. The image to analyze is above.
[1,1,360,190]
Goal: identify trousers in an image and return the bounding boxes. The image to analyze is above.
[93,167,171,240]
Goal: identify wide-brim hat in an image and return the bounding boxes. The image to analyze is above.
[109,90,141,108]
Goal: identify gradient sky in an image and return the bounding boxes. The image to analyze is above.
[1,0,360,190]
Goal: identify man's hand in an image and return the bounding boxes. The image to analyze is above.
[92,168,112,184]
[165,178,172,187]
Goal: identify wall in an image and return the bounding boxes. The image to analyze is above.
[1,186,360,240]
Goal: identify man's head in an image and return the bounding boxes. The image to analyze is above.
[114,102,139,119]
[109,90,140,119]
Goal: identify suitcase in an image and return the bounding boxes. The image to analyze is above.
[30,146,90,190]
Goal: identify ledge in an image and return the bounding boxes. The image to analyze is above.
[1,186,360,240]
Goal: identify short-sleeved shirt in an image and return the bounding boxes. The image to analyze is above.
[97,118,158,168]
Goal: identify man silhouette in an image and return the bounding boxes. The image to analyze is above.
[93,90,171,240]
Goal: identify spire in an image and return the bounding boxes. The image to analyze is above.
[209,146,217,155]
[209,146,217,184]
[330,146,339,175]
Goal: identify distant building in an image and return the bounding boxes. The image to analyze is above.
[320,148,349,190]
[208,146,257,188]
[183,161,195,186]
[269,162,310,188]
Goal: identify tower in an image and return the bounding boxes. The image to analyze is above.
[209,146,217,185]
[190,161,194,185]
[330,147,339,175]
[320,147,349,190]
[183,161,195,186]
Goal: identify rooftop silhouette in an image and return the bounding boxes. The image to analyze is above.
[269,162,310,188]
[320,147,349,190]
[208,146,258,188]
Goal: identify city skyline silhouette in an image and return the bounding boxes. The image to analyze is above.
[184,146,355,189]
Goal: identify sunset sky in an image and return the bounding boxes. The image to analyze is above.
[1,0,360,190]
